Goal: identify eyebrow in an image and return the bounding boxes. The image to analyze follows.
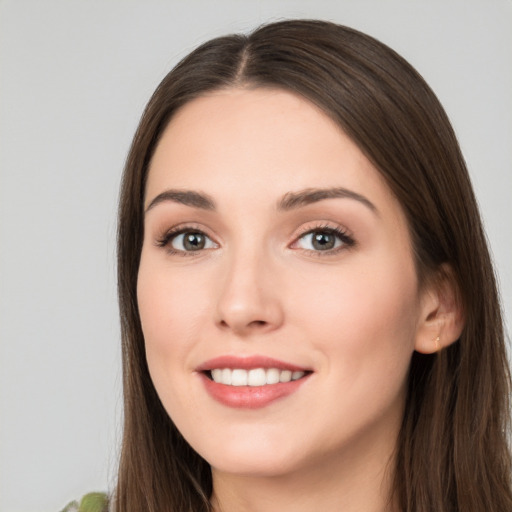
[145,190,216,213]
[277,187,378,214]
[144,187,377,215]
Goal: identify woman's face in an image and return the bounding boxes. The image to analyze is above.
[138,88,428,478]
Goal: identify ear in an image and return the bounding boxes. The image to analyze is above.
[414,264,465,354]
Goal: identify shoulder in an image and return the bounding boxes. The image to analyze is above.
[61,492,109,512]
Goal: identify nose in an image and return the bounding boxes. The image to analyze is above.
[215,250,284,336]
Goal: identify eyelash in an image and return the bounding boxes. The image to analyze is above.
[155,224,215,257]
[292,224,355,256]
[155,223,355,257]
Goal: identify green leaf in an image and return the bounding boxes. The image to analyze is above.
[60,500,79,512]
[78,492,108,512]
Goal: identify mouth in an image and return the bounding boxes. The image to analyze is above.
[207,368,308,386]
[197,356,312,408]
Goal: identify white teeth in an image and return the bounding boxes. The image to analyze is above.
[231,369,248,386]
[266,368,280,384]
[248,368,266,386]
[221,368,232,385]
[209,368,306,386]
[211,369,222,382]
[279,370,292,383]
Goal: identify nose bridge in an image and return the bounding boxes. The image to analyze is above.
[215,236,283,334]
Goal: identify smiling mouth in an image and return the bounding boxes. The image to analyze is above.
[199,358,312,408]
[207,368,308,386]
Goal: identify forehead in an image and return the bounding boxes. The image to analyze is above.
[146,87,399,219]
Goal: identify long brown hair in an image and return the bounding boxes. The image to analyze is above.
[115,19,511,511]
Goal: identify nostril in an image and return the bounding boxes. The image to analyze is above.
[251,320,267,327]
[218,319,268,329]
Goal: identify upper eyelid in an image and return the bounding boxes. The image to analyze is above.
[292,221,353,239]
[295,222,341,234]
[157,222,213,237]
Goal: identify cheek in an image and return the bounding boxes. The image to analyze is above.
[137,258,215,431]
[291,254,420,384]
[297,264,419,446]
[137,257,207,385]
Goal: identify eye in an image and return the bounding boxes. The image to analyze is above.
[294,227,354,252]
[173,231,213,251]
[157,228,218,254]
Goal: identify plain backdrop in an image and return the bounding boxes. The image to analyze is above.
[0,1,510,510]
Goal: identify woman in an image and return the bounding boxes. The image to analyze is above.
[108,19,511,512]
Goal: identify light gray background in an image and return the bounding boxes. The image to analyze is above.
[1,1,510,510]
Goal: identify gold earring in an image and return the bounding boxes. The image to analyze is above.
[434,336,441,352]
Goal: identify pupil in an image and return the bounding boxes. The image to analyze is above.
[312,232,334,250]
[183,232,205,251]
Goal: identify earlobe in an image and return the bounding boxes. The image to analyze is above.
[414,265,465,354]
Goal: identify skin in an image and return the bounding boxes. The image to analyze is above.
[137,88,454,512]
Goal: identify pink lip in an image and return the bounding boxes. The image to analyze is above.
[196,355,309,372]
[196,355,311,409]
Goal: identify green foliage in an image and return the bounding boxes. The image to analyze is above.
[61,492,108,512]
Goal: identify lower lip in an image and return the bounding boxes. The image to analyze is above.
[200,373,310,409]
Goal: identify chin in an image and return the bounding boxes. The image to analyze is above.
[190,431,307,478]
[209,452,302,478]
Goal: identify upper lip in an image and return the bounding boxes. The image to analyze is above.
[196,355,310,372]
